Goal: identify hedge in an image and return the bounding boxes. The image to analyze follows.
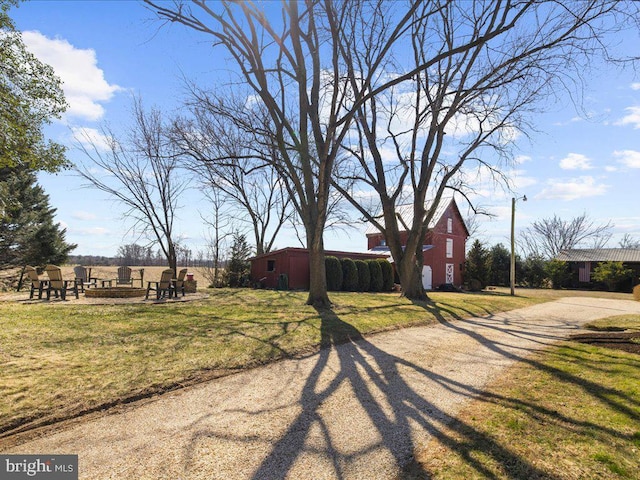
[325,256,343,291]
[355,259,370,292]
[378,259,394,291]
[341,258,359,292]
[367,259,383,292]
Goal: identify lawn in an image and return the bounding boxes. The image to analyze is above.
[0,288,545,438]
[406,315,640,480]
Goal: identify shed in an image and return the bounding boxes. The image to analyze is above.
[555,248,640,289]
[250,247,390,290]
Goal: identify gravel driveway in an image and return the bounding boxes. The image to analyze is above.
[3,297,640,479]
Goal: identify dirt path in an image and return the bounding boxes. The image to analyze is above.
[3,297,640,479]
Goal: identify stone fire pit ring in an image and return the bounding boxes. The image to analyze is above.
[84,287,147,299]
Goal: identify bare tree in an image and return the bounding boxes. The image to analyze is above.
[520,213,613,259]
[331,0,637,300]
[198,185,233,287]
[76,98,188,272]
[146,1,637,303]
[172,88,293,256]
[145,1,458,305]
[619,234,640,249]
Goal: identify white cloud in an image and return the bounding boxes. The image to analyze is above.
[71,127,112,151]
[536,176,609,201]
[559,153,592,170]
[514,155,531,165]
[604,165,618,172]
[21,31,122,121]
[631,83,640,91]
[73,227,111,236]
[72,211,98,221]
[613,149,640,168]
[615,106,640,129]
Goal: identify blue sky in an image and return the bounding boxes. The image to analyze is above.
[10,1,640,257]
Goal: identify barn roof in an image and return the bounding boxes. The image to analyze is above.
[364,196,467,235]
[555,248,640,262]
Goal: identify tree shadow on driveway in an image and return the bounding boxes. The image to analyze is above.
[244,306,557,480]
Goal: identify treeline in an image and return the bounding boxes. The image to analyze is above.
[67,244,218,268]
[465,240,637,293]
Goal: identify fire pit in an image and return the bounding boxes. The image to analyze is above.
[84,287,147,299]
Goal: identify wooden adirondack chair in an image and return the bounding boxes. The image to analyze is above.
[173,268,188,297]
[145,269,174,300]
[73,266,97,292]
[115,266,133,286]
[24,265,46,299]
[44,265,79,300]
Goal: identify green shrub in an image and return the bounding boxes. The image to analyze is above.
[545,260,570,289]
[378,259,394,291]
[591,261,633,292]
[367,259,383,292]
[355,260,370,292]
[325,256,343,291]
[521,255,547,288]
[341,258,359,292]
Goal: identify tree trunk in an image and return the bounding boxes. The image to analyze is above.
[306,230,330,308]
[397,253,429,302]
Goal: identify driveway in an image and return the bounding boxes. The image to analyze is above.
[3,297,640,479]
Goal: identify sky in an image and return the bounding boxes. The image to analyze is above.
[9,1,640,258]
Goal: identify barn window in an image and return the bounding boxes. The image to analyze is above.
[447,217,453,233]
[446,238,453,258]
[380,238,386,246]
[267,260,276,272]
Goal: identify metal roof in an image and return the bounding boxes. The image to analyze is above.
[555,248,640,262]
[364,196,457,235]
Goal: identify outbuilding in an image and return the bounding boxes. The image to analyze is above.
[555,248,640,290]
[250,248,389,290]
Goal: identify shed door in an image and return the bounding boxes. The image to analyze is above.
[445,263,454,284]
[422,266,432,290]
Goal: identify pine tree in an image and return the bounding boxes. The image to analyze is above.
[465,239,490,289]
[224,232,252,287]
[0,166,76,268]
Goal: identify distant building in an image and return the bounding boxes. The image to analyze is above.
[555,248,640,289]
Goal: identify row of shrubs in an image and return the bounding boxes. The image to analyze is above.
[325,256,394,292]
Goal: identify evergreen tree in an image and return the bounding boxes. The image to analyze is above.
[224,232,252,287]
[465,239,490,289]
[488,243,511,287]
[0,166,75,268]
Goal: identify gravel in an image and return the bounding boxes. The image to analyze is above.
[3,296,640,479]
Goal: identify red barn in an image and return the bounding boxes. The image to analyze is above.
[365,197,469,289]
[250,197,468,290]
[250,248,389,290]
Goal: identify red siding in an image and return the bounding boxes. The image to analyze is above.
[365,200,468,288]
[250,248,389,290]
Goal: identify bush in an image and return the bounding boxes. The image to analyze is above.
[521,255,547,288]
[341,258,359,292]
[591,261,633,292]
[634,284,640,302]
[378,259,394,291]
[325,256,343,291]
[355,260,370,292]
[367,259,383,292]
[545,260,570,289]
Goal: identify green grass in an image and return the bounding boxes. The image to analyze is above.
[584,315,640,332]
[407,315,640,480]
[0,288,547,437]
